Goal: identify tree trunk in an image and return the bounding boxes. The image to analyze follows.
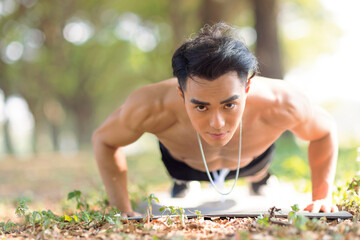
[50,123,60,151]
[73,96,93,150]
[169,0,186,47]
[199,0,227,26]
[0,61,15,155]
[253,0,283,79]
[3,120,15,154]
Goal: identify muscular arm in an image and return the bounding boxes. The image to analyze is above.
[289,96,338,212]
[92,84,176,215]
[258,77,338,212]
[291,105,338,211]
[92,103,143,215]
[92,137,134,215]
[92,87,158,214]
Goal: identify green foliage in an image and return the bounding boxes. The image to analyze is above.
[291,203,300,212]
[281,155,309,178]
[256,214,271,227]
[279,0,342,71]
[334,177,360,215]
[3,188,360,238]
[0,220,16,234]
[15,199,30,217]
[288,203,310,230]
[271,134,310,182]
[143,193,159,222]
[0,0,343,153]
[194,210,202,219]
[159,205,187,227]
[3,189,126,236]
[272,135,360,192]
[67,190,89,211]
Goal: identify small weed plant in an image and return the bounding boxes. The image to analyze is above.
[1,190,126,236]
[159,205,188,227]
[334,177,360,215]
[2,180,360,239]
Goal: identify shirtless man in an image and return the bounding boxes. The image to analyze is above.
[92,23,338,217]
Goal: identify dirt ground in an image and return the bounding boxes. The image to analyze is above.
[0,152,102,221]
[0,151,312,221]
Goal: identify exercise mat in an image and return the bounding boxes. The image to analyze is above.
[127,210,353,221]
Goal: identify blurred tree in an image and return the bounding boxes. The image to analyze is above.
[197,0,283,78]
[0,0,340,153]
[253,0,283,79]
[0,0,174,151]
[199,0,227,25]
[169,0,186,47]
[0,3,22,154]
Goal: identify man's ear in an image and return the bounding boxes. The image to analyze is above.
[245,78,252,93]
[177,86,184,100]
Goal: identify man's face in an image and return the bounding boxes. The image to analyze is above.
[181,71,248,147]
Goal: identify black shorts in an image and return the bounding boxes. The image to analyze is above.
[159,142,275,181]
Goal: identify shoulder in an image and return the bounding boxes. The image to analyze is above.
[93,79,179,147]
[250,76,312,129]
[121,78,180,133]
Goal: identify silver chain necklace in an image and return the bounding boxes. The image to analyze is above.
[196,121,242,195]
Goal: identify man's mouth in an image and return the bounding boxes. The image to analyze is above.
[208,132,227,139]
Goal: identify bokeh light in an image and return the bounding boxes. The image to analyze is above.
[4,96,34,133]
[0,0,17,16]
[63,19,94,45]
[238,27,257,46]
[114,12,158,52]
[3,41,24,63]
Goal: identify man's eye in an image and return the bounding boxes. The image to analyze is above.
[196,105,207,112]
[224,103,235,109]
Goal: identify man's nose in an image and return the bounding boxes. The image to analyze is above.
[209,111,225,130]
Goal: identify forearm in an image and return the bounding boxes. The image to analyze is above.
[308,130,338,201]
[93,139,132,213]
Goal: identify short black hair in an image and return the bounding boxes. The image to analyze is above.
[172,23,258,92]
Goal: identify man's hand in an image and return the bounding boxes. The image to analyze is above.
[304,199,338,213]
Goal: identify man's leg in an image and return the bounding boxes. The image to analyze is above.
[171,179,190,198]
[246,163,278,195]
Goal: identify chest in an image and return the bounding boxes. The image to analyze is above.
[156,115,283,162]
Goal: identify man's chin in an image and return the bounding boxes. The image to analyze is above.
[203,137,231,147]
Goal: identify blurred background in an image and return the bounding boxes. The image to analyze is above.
[0,0,359,216]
